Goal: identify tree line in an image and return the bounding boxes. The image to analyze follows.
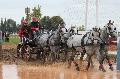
[0,5,85,34]
[23,5,65,31]
[0,18,18,33]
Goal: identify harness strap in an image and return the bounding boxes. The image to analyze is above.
[47,33,54,44]
[81,32,93,46]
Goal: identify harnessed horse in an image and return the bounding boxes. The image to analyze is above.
[60,27,95,71]
[91,21,117,72]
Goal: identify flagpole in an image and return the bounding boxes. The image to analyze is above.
[96,0,98,27]
[85,0,88,30]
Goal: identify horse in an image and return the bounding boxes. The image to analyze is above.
[60,20,117,72]
[60,27,96,71]
[84,20,117,72]
[92,21,117,72]
[48,26,63,63]
[35,25,65,63]
[35,31,51,63]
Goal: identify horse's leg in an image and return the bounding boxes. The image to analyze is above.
[73,60,80,71]
[99,58,106,72]
[68,59,72,68]
[86,55,91,70]
[55,46,59,63]
[51,46,56,63]
[90,58,94,68]
[65,50,68,62]
[106,54,114,71]
[72,54,80,71]
[67,51,72,68]
[67,54,80,71]
[52,52,55,63]
[80,52,85,61]
[80,47,86,61]
[41,51,46,64]
[56,52,59,62]
[36,49,41,59]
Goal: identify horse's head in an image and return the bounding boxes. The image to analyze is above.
[90,28,102,44]
[104,20,117,38]
[53,29,61,39]
[59,27,69,43]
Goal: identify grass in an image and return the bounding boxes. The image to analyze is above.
[3,35,20,45]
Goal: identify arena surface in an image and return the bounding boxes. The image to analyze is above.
[0,63,119,79]
[0,44,119,79]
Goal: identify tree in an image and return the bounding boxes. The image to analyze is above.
[0,18,4,32]
[7,19,17,33]
[50,16,64,31]
[0,18,17,33]
[4,18,7,32]
[41,16,52,30]
[0,18,6,32]
[31,5,42,19]
[78,25,85,31]
[25,7,31,22]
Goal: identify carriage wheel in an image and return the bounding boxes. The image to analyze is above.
[23,45,31,61]
[17,44,22,58]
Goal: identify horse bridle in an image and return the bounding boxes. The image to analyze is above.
[91,31,102,44]
[107,24,116,36]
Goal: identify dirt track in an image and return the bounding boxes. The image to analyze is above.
[0,44,117,65]
[2,44,16,49]
[17,63,119,79]
[0,44,118,79]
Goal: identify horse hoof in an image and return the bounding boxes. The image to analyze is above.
[109,66,114,71]
[86,68,88,71]
[80,57,83,61]
[76,67,80,71]
[102,69,106,72]
[99,67,106,72]
[67,66,71,69]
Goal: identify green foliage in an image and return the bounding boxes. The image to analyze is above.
[0,18,17,33]
[41,16,52,30]
[23,5,65,31]
[40,16,65,31]
[4,35,20,45]
[78,25,85,31]
[50,16,64,31]
[31,5,42,19]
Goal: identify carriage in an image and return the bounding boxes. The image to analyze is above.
[16,29,69,62]
[16,36,46,62]
[16,20,117,72]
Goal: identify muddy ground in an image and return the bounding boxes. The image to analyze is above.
[0,44,119,79]
[0,44,117,65]
[0,45,115,69]
[1,44,46,65]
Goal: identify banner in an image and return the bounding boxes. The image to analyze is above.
[117,37,120,70]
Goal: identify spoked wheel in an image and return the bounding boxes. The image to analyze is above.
[17,44,22,58]
[22,45,31,61]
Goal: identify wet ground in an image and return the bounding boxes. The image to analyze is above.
[0,44,119,79]
[17,63,120,79]
[0,63,120,79]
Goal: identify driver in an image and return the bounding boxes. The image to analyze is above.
[30,17,41,39]
[18,19,30,43]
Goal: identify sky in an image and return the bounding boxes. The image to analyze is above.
[0,0,120,30]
